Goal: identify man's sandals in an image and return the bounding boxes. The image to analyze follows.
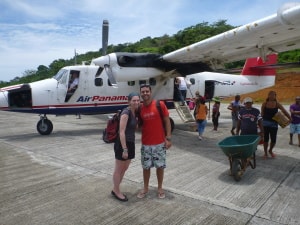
[136,190,165,199]
[137,190,148,199]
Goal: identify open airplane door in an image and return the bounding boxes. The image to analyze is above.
[7,84,32,109]
[55,70,69,103]
[204,80,215,100]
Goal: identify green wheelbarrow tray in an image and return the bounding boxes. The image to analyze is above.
[218,135,261,159]
[217,135,261,181]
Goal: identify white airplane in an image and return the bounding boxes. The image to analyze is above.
[0,3,300,135]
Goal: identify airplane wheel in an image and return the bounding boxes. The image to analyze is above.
[170,117,175,132]
[37,119,53,135]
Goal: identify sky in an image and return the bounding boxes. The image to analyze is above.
[0,0,299,82]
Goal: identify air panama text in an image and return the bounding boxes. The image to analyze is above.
[76,95,128,102]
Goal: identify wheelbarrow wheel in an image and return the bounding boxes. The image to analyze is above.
[232,159,242,181]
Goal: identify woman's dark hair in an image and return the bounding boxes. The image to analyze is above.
[128,92,140,101]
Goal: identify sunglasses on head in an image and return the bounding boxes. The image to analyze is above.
[140,84,151,88]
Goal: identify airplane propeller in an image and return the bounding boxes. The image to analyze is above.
[102,20,109,56]
[104,55,117,86]
[100,20,117,86]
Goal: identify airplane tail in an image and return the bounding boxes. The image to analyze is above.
[241,54,277,76]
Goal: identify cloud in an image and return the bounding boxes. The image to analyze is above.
[0,0,298,82]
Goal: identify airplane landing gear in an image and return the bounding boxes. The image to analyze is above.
[37,115,53,135]
[170,117,175,132]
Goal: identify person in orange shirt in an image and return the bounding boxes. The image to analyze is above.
[194,96,208,140]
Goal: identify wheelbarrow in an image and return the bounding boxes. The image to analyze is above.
[217,135,261,181]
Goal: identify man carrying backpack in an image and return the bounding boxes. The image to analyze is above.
[137,84,172,199]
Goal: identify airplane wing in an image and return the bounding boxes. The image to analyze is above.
[92,3,300,84]
[162,3,300,69]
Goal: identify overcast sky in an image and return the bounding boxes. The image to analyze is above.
[0,0,299,82]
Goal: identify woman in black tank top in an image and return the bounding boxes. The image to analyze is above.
[261,91,291,159]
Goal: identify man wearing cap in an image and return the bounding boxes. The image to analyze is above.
[289,96,300,147]
[236,97,264,139]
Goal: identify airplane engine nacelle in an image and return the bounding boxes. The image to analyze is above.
[277,3,300,26]
[111,67,164,82]
[92,53,165,82]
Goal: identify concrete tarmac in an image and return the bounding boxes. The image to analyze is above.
[0,104,299,225]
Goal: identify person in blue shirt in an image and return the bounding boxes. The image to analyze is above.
[236,97,264,137]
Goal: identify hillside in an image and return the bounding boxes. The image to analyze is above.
[224,72,300,103]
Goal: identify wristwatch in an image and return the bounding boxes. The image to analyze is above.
[166,137,171,141]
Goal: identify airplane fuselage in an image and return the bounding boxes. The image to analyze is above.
[0,65,275,116]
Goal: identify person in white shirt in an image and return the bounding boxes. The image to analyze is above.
[175,77,187,105]
[68,72,79,92]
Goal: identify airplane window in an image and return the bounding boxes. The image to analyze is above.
[53,69,68,81]
[149,78,156,86]
[189,78,195,85]
[139,80,147,86]
[128,81,135,86]
[95,78,103,86]
[95,67,104,77]
[60,72,68,85]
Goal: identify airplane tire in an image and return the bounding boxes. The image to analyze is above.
[170,117,175,132]
[37,119,53,135]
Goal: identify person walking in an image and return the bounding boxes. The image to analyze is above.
[289,96,300,147]
[212,96,221,131]
[137,84,172,199]
[194,96,208,140]
[228,95,243,135]
[111,92,140,202]
[261,91,291,159]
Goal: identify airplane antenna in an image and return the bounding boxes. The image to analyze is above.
[102,20,109,55]
[74,49,77,65]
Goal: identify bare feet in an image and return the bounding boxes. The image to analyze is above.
[269,151,276,158]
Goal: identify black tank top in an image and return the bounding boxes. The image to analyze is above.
[263,106,278,121]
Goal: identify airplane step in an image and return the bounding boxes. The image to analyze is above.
[174,101,195,123]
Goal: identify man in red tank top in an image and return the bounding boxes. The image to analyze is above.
[137,84,172,199]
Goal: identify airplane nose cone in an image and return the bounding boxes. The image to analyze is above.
[92,55,110,67]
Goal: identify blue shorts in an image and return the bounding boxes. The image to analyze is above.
[141,143,166,169]
[290,123,300,134]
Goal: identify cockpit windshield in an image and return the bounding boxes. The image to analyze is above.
[53,69,68,81]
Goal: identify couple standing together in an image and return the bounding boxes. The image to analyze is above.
[111,84,172,202]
